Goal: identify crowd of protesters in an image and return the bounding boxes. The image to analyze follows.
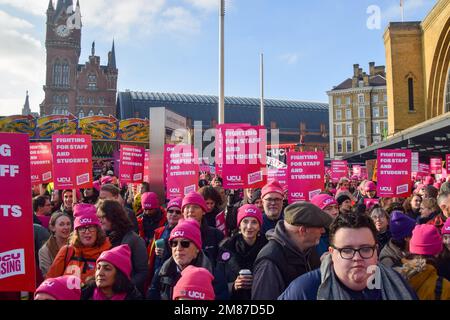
[3,162,450,301]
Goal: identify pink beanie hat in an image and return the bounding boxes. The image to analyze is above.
[93,180,101,192]
[409,224,443,256]
[100,176,114,185]
[172,266,215,300]
[141,192,160,210]
[97,244,132,280]
[73,203,100,230]
[169,218,202,250]
[237,204,263,227]
[442,219,450,235]
[182,192,207,213]
[167,197,183,210]
[34,276,81,300]
[311,194,338,210]
[364,181,376,192]
[261,180,284,199]
[424,176,435,186]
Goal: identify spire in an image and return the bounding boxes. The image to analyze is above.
[22,91,31,116]
[91,41,95,56]
[54,0,73,23]
[48,0,54,11]
[108,39,117,69]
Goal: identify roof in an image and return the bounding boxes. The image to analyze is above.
[331,75,386,91]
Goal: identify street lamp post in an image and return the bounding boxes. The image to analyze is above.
[218,0,225,124]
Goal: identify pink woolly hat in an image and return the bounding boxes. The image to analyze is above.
[424,176,435,186]
[100,176,114,185]
[310,194,338,210]
[73,203,100,230]
[261,180,284,199]
[237,204,263,227]
[182,192,207,213]
[442,219,450,235]
[409,224,443,256]
[169,218,202,250]
[364,181,376,192]
[172,266,215,300]
[141,192,160,210]
[93,180,101,192]
[97,244,132,280]
[34,276,81,300]
[167,197,183,210]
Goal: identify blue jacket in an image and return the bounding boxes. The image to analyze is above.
[262,212,284,234]
[316,231,330,257]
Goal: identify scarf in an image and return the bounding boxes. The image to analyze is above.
[317,254,415,300]
[93,288,127,301]
[233,234,267,270]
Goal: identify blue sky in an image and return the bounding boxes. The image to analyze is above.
[0,0,438,115]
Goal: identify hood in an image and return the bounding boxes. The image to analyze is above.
[394,258,437,289]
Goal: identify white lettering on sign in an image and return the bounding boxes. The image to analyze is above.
[0,165,20,177]
[0,249,25,279]
[0,144,12,157]
[0,205,22,218]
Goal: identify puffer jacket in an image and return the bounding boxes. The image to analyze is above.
[395,258,450,300]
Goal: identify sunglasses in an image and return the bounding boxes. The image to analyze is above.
[168,209,182,215]
[169,240,191,248]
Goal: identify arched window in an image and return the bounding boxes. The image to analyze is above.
[62,95,68,104]
[53,60,62,85]
[98,110,104,116]
[88,110,94,116]
[445,68,450,113]
[408,78,414,111]
[88,74,97,90]
[62,61,70,86]
[78,109,85,118]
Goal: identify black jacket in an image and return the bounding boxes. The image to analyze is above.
[200,219,225,268]
[252,220,320,300]
[215,233,267,300]
[81,282,143,300]
[204,206,223,229]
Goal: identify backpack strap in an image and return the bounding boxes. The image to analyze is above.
[63,245,75,270]
[435,276,443,300]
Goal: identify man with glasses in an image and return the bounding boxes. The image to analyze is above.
[33,195,53,229]
[260,181,286,234]
[252,202,333,300]
[279,213,417,300]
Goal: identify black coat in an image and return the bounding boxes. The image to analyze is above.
[200,219,225,268]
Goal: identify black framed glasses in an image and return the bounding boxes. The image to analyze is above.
[169,240,191,248]
[263,198,283,203]
[331,245,377,260]
[78,225,97,233]
[168,209,182,215]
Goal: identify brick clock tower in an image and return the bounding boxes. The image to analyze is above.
[41,0,118,117]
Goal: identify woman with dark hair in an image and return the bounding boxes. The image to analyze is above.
[46,204,111,285]
[81,245,142,300]
[198,186,224,228]
[82,187,99,205]
[438,219,450,281]
[96,199,148,294]
[403,194,422,220]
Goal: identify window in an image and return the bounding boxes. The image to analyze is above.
[62,61,70,86]
[53,60,62,86]
[336,124,342,136]
[359,122,365,135]
[88,74,97,90]
[98,110,104,116]
[88,97,94,105]
[359,81,364,88]
[336,97,341,105]
[359,138,367,150]
[78,109,85,118]
[408,78,414,111]
[337,141,343,153]
[99,97,105,106]
[62,95,68,104]
[384,121,388,132]
[346,109,351,119]
[346,124,352,135]
[346,97,351,105]
[88,110,94,116]
[373,122,380,134]
[358,94,365,104]
[336,110,342,120]
[383,94,387,102]
[346,140,352,152]
[372,107,379,118]
[359,107,365,118]
[383,106,388,117]
[78,96,84,105]
[371,94,378,103]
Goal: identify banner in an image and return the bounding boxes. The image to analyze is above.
[119,119,149,143]
[331,160,348,183]
[447,154,450,170]
[52,135,93,189]
[30,142,53,185]
[0,115,35,137]
[119,145,145,184]
[143,150,150,183]
[267,168,288,188]
[165,144,199,198]
[0,133,36,292]
[430,157,442,175]
[36,115,77,139]
[79,115,118,140]
[287,152,324,203]
[411,152,419,173]
[217,124,267,189]
[415,163,430,180]
[377,149,411,198]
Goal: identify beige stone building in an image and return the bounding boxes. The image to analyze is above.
[327,63,388,158]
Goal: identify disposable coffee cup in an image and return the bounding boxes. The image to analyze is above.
[239,269,252,276]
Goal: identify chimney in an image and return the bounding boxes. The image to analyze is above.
[369,62,375,76]
[353,64,359,77]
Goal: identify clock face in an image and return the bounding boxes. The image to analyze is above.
[56,25,70,38]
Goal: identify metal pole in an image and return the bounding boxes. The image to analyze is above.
[260,53,264,126]
[218,0,225,124]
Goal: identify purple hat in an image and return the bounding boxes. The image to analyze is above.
[389,211,416,241]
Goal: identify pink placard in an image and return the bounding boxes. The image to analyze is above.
[267,168,288,188]
[287,152,324,203]
[331,160,348,183]
[414,163,430,180]
[377,149,411,197]
[52,135,93,190]
[447,154,450,170]
[143,149,150,183]
[219,124,267,189]
[30,142,53,185]
[430,157,442,174]
[119,145,145,184]
[0,133,36,292]
[166,144,199,198]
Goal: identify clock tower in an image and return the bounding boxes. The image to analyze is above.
[41,0,82,116]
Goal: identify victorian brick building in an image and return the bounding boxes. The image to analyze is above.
[40,0,118,117]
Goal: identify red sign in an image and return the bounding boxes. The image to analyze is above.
[0,133,36,292]
[52,135,93,190]
[447,154,450,170]
[377,149,411,197]
[331,160,348,183]
[287,152,324,203]
[143,150,150,183]
[165,144,199,198]
[30,142,53,185]
[430,157,442,174]
[218,124,267,189]
[267,168,288,188]
[119,145,145,184]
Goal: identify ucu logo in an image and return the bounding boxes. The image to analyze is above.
[57,177,71,183]
[379,186,392,191]
[323,198,334,205]
[79,218,92,224]
[43,281,55,288]
[246,208,257,214]
[187,290,205,299]
[227,176,241,182]
[291,192,304,197]
[170,188,180,193]
[172,231,185,237]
